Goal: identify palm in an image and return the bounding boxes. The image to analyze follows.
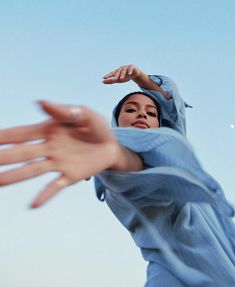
[43,120,117,181]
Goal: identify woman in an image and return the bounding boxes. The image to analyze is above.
[0,65,234,286]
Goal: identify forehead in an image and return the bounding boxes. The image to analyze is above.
[123,93,157,107]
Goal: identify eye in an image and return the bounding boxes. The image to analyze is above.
[125,108,136,113]
[147,111,157,117]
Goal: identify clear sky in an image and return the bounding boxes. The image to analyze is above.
[0,1,235,286]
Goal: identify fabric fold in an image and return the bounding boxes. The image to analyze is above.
[141,75,188,134]
[96,127,234,218]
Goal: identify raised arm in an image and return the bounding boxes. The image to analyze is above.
[103,64,171,100]
[103,64,188,135]
[0,101,143,208]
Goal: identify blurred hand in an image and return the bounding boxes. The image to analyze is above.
[0,101,119,208]
[103,64,142,84]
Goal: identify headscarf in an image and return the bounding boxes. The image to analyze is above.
[112,91,162,128]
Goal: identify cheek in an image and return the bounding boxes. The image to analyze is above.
[118,114,133,127]
[149,117,159,128]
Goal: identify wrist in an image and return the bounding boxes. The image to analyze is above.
[109,142,143,172]
[132,70,148,85]
[133,72,172,100]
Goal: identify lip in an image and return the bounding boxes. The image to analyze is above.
[132,120,149,128]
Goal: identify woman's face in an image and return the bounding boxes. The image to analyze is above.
[118,94,159,128]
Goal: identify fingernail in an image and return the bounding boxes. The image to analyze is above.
[37,100,51,107]
[36,100,45,105]
[30,202,39,209]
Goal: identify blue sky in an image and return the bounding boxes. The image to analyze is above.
[0,1,235,286]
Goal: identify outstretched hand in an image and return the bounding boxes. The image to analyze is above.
[103,64,142,84]
[0,101,119,208]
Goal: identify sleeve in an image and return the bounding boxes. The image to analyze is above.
[95,128,234,218]
[140,75,192,135]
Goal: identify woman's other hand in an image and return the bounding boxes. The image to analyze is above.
[103,64,142,84]
[103,64,171,100]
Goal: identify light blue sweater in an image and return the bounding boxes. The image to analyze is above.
[95,75,235,286]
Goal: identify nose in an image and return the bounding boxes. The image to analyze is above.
[137,111,147,119]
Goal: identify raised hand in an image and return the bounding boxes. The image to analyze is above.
[102,64,142,84]
[103,64,171,100]
[0,101,120,208]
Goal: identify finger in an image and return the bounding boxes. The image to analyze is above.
[30,176,71,208]
[102,68,122,84]
[0,121,50,144]
[39,101,102,127]
[39,101,83,125]
[103,70,116,79]
[127,65,134,75]
[40,103,111,140]
[0,160,52,186]
[0,143,46,165]
[114,68,122,80]
[69,107,113,142]
[39,103,113,142]
[102,76,120,84]
[120,67,128,80]
[102,78,116,84]
[39,100,75,123]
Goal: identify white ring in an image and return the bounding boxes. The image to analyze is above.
[69,106,82,124]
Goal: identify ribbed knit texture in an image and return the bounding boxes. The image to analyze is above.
[95,75,235,286]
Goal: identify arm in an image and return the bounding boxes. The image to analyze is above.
[133,69,172,100]
[103,64,172,100]
[103,64,188,135]
[0,101,143,208]
[95,128,234,217]
[111,145,143,172]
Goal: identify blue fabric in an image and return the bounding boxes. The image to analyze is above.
[111,75,188,135]
[94,75,235,286]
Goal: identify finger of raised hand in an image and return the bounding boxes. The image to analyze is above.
[0,160,52,186]
[111,68,121,81]
[127,64,134,75]
[131,65,141,78]
[102,69,122,84]
[120,67,128,80]
[0,121,51,144]
[102,77,115,84]
[0,143,46,165]
[103,70,117,79]
[30,176,72,208]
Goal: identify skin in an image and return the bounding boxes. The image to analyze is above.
[118,93,159,129]
[0,101,143,208]
[103,64,172,100]
[0,64,169,208]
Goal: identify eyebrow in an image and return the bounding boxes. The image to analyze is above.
[124,101,157,109]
